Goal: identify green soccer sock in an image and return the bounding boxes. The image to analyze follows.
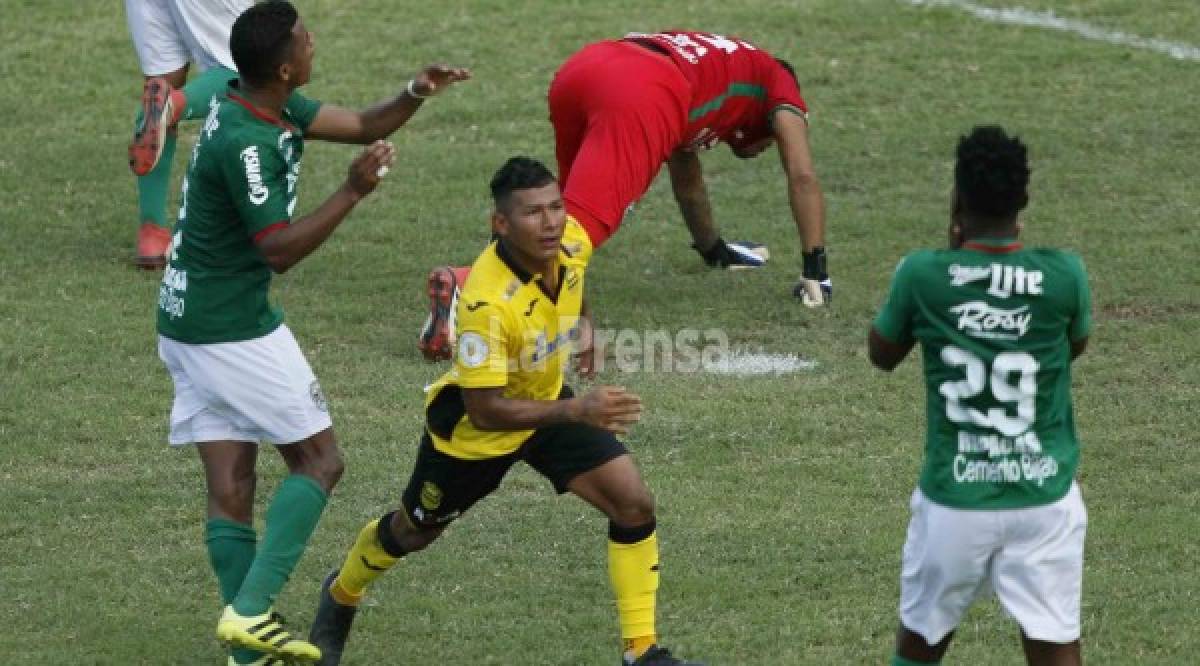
[179,67,236,121]
[135,126,177,228]
[205,518,264,664]
[232,475,328,617]
[891,655,940,666]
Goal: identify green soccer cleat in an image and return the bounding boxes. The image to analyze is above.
[216,606,321,663]
[624,645,705,666]
[308,570,359,666]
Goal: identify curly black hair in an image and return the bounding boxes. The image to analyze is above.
[955,125,1030,219]
[489,157,557,210]
[230,1,298,86]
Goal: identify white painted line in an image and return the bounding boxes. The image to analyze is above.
[703,352,818,376]
[907,0,1200,62]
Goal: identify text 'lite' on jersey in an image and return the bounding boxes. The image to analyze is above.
[874,239,1092,509]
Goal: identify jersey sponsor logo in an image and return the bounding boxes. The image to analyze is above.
[240,146,270,205]
[948,263,1043,298]
[457,332,490,368]
[950,301,1032,340]
[202,96,221,139]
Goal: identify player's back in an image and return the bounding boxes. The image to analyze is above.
[895,239,1090,509]
[624,30,801,150]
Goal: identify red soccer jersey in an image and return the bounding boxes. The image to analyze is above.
[623,30,808,153]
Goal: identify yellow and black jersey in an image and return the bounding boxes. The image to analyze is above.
[424,216,593,460]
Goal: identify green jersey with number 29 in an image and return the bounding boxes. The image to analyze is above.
[874,238,1092,509]
[157,81,322,344]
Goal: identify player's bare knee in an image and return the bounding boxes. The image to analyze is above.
[611,487,656,527]
[385,512,443,553]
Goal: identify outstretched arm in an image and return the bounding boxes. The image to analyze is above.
[306,64,471,144]
[462,385,642,436]
[773,110,826,252]
[256,141,395,273]
[666,149,720,253]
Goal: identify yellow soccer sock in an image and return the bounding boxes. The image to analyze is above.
[608,522,659,658]
[332,516,401,604]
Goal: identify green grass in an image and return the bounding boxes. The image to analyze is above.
[1,0,1198,663]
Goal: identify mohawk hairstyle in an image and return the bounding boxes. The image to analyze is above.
[489,157,557,210]
[955,125,1031,219]
[230,1,299,86]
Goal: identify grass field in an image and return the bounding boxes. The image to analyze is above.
[2,0,1198,664]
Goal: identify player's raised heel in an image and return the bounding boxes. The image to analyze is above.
[624,644,705,666]
[129,77,176,176]
[216,606,322,663]
[309,570,359,666]
[417,266,471,361]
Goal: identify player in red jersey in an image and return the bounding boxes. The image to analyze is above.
[419,30,830,360]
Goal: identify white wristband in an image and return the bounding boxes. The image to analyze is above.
[406,79,430,99]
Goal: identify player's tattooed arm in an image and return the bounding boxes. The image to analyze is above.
[868,326,915,371]
[306,64,471,144]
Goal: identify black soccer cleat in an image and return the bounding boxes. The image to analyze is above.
[695,237,769,270]
[624,645,705,666]
[309,570,359,666]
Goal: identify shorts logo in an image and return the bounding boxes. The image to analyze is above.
[420,481,443,510]
[309,380,328,411]
[458,332,489,368]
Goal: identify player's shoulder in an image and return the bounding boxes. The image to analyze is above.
[460,245,524,313]
[1025,246,1089,276]
[560,217,594,265]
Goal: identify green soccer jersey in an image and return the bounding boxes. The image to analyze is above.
[874,238,1092,509]
[156,80,322,343]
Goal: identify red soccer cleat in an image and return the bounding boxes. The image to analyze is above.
[418,266,471,361]
[129,77,182,176]
[135,223,172,270]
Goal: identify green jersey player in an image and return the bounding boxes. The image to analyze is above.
[869,126,1091,666]
[154,2,469,664]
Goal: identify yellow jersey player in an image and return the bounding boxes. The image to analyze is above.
[309,157,703,666]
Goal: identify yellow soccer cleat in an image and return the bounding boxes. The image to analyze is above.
[216,606,322,663]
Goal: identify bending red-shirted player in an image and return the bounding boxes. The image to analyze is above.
[420,30,830,361]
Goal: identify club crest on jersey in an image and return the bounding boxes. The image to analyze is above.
[241,146,269,205]
[420,481,443,510]
[950,301,1032,340]
[309,380,328,411]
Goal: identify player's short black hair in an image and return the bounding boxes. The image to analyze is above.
[955,125,1030,219]
[489,157,557,210]
[230,1,299,86]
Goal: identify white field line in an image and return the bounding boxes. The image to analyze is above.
[703,352,818,376]
[907,0,1200,62]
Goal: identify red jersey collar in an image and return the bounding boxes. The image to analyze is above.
[962,237,1023,254]
[227,88,299,134]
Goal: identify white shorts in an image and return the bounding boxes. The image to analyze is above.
[158,325,333,446]
[125,0,251,75]
[899,482,1087,644]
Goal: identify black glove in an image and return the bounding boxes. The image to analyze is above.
[793,247,832,306]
